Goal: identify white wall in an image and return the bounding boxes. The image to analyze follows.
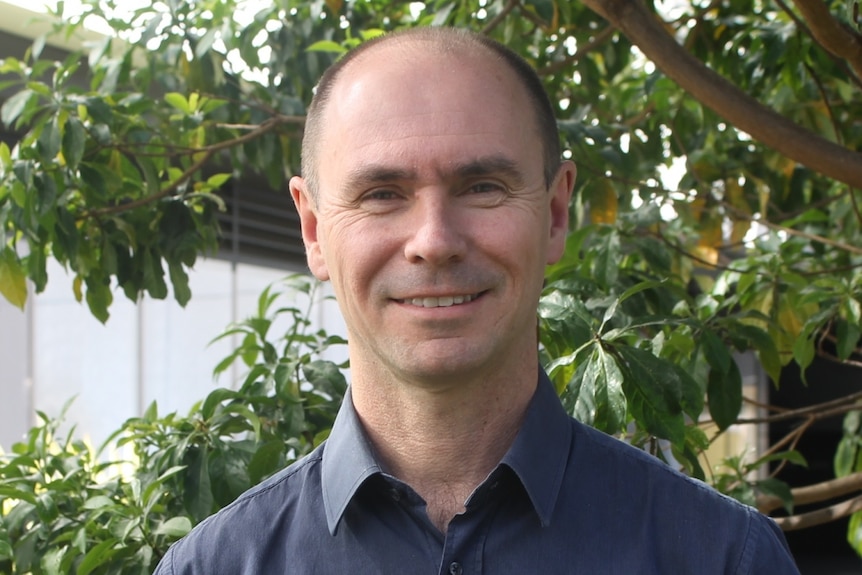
[0,258,345,450]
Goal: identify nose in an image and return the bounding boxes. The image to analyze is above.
[403,191,467,265]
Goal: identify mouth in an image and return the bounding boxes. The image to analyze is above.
[395,292,483,308]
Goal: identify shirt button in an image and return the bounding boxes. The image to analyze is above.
[448,562,463,575]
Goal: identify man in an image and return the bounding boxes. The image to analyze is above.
[155,27,799,574]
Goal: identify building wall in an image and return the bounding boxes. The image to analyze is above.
[0,258,345,450]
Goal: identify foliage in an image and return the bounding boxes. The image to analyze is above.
[0,275,346,574]
[0,0,861,552]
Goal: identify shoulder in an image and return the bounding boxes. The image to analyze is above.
[154,444,327,575]
[562,419,798,574]
[569,417,739,506]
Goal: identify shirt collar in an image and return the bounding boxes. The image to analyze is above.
[321,368,573,533]
[499,368,573,527]
[321,388,383,535]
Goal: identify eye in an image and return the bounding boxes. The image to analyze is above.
[461,181,508,207]
[363,189,401,201]
[466,182,506,195]
[357,188,406,213]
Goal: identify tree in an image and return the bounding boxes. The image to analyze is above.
[1,0,861,556]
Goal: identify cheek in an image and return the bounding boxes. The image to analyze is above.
[323,223,391,296]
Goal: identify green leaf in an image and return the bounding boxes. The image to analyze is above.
[82,495,115,510]
[201,387,241,419]
[62,116,86,170]
[836,319,862,362]
[154,516,193,538]
[143,465,188,507]
[221,403,262,439]
[0,140,11,170]
[562,358,596,424]
[169,261,192,306]
[27,244,48,293]
[164,92,191,114]
[184,446,213,523]
[143,248,168,299]
[76,538,118,575]
[848,510,862,557]
[734,323,781,384]
[303,359,348,398]
[41,545,65,575]
[675,363,705,421]
[701,329,731,375]
[707,359,743,431]
[752,449,808,469]
[195,28,218,59]
[582,346,626,434]
[38,116,61,161]
[524,0,555,22]
[205,173,232,189]
[85,276,112,323]
[792,331,815,379]
[248,439,285,483]
[835,436,858,477]
[306,40,347,55]
[1,89,36,126]
[592,229,620,289]
[0,538,12,560]
[757,477,795,514]
[616,345,685,444]
[430,3,455,26]
[0,248,27,309]
[545,225,593,282]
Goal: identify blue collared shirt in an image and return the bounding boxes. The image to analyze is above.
[155,371,799,574]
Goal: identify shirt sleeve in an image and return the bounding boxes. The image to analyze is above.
[741,511,800,575]
[152,543,177,575]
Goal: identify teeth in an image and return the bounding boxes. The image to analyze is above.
[406,294,477,308]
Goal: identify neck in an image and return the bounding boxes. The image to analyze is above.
[350,358,537,533]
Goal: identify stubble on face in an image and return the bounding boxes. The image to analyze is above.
[300,41,568,393]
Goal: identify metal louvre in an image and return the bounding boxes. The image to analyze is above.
[215,177,307,270]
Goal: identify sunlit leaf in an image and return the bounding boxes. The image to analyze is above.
[0,248,27,309]
[154,516,193,538]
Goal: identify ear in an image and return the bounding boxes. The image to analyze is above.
[289,176,330,281]
[546,160,576,265]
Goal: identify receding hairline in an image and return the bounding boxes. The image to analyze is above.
[301,28,561,197]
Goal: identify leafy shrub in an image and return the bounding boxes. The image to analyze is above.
[0,276,346,574]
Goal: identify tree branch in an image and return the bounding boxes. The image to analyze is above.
[736,390,862,425]
[737,209,862,257]
[772,493,862,531]
[580,0,862,190]
[481,0,519,35]
[791,0,862,82]
[774,0,862,91]
[83,115,301,218]
[759,472,862,514]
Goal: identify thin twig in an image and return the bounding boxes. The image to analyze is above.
[537,26,616,75]
[83,115,298,218]
[736,391,862,425]
[481,0,519,35]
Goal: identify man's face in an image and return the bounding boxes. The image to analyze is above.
[291,45,574,387]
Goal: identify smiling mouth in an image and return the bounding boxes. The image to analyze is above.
[397,293,482,308]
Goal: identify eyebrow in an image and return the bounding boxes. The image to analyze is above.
[344,154,528,190]
[450,156,527,188]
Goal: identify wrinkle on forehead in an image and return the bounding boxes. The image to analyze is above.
[343,155,529,192]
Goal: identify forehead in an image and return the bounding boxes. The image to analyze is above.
[315,43,543,188]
